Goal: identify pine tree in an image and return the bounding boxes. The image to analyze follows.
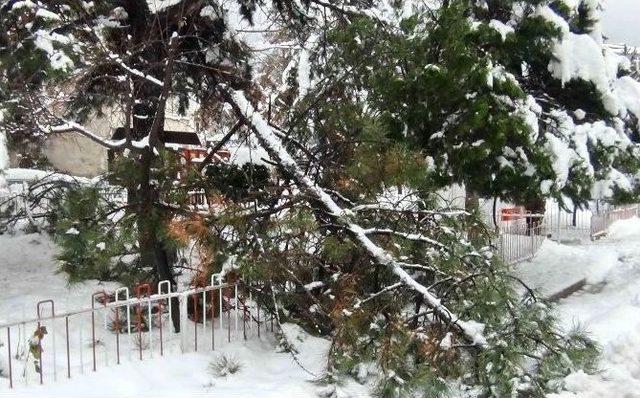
[0,1,609,396]
[297,0,640,211]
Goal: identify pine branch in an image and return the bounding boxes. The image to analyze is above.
[220,86,488,347]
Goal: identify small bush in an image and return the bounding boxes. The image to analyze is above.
[133,332,149,351]
[209,354,242,377]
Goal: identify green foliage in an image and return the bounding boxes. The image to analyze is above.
[317,3,557,205]
[50,184,142,285]
[204,163,270,202]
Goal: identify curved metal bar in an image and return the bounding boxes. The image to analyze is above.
[211,273,223,329]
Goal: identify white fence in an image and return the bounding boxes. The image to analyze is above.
[495,219,546,265]
[491,202,640,265]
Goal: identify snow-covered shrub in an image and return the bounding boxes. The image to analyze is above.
[209,354,242,377]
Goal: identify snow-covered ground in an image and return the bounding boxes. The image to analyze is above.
[0,232,368,397]
[2,218,640,397]
[517,217,640,397]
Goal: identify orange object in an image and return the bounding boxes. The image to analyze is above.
[501,206,525,221]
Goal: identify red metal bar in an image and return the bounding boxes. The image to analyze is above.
[36,299,55,384]
[243,304,247,341]
[37,318,43,384]
[210,290,215,350]
[257,304,261,339]
[135,284,151,361]
[7,327,12,389]
[65,317,70,378]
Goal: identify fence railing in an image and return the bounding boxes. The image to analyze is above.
[495,218,546,265]
[494,204,640,265]
[0,275,270,390]
[590,205,640,238]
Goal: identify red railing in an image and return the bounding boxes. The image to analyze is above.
[0,278,270,390]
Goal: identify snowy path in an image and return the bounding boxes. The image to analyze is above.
[519,218,640,397]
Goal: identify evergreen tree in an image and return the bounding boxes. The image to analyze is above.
[294,0,640,211]
[0,1,611,396]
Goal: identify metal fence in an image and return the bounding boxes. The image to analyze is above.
[0,275,270,390]
[590,204,640,238]
[495,218,546,265]
[493,203,640,265]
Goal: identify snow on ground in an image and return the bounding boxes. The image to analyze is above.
[3,218,640,397]
[517,217,640,397]
[3,324,365,398]
[0,231,369,397]
[0,232,119,325]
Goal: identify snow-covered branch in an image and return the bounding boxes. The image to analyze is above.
[221,87,487,347]
[108,54,164,88]
[351,203,468,217]
[43,121,126,149]
[362,228,447,250]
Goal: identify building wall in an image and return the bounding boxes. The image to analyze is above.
[42,108,122,177]
[41,105,197,178]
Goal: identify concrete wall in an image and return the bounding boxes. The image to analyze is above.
[43,109,122,177]
[41,105,197,178]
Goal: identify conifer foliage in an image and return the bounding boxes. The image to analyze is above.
[2,0,638,396]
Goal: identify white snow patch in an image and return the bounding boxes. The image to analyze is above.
[488,19,514,41]
[544,218,640,397]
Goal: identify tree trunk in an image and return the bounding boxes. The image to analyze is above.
[136,143,181,332]
[465,189,481,240]
[464,190,479,214]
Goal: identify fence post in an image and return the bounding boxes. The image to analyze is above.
[135,284,151,360]
[179,292,188,353]
[90,292,105,372]
[6,327,12,389]
[115,287,131,360]
[65,317,71,378]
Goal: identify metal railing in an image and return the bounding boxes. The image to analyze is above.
[495,217,546,265]
[590,204,640,238]
[0,275,271,390]
[493,203,640,265]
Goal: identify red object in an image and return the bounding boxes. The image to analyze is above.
[135,284,151,361]
[501,206,525,221]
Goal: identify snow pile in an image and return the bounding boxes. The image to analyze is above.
[514,238,618,297]
[542,109,635,198]
[519,218,640,397]
[537,4,635,118]
[488,19,514,41]
[613,76,640,122]
[33,30,74,71]
[146,0,183,14]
